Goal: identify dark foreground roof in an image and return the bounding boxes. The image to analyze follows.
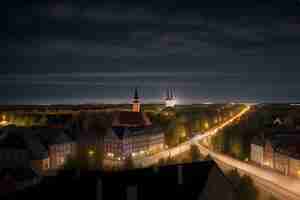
[0,133,27,150]
[34,128,73,147]
[0,167,40,195]
[3,160,236,200]
[112,111,152,127]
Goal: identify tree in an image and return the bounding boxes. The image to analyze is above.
[176,123,187,141]
[227,169,258,200]
[39,114,48,126]
[210,131,225,153]
[124,156,135,170]
[63,157,88,170]
[190,144,202,161]
[238,175,258,200]
[227,169,241,187]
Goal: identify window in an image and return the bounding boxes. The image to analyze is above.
[43,159,50,170]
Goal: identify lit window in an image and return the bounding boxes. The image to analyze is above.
[107,152,114,158]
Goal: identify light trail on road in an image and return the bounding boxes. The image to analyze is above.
[135,105,250,167]
[135,105,300,199]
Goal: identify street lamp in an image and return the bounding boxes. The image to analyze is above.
[88,149,95,157]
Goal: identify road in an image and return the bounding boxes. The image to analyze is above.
[134,105,250,166]
[197,145,300,200]
[135,105,300,200]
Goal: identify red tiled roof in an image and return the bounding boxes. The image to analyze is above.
[112,111,151,127]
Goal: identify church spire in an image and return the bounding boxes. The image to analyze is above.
[134,87,139,100]
[166,88,170,100]
[172,88,175,99]
[132,87,140,112]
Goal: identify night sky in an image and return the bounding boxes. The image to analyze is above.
[2,0,300,104]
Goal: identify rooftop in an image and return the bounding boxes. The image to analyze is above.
[5,160,237,200]
[112,111,152,127]
[0,133,28,150]
[33,128,73,147]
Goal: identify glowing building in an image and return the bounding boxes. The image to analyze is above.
[165,88,176,108]
[104,88,164,163]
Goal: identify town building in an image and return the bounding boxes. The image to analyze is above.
[0,130,31,168]
[34,128,77,170]
[0,126,50,176]
[0,126,77,174]
[251,134,300,178]
[104,89,164,164]
[250,136,264,166]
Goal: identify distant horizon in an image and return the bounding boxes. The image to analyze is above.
[1,98,299,106]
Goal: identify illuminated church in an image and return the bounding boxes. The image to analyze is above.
[165,88,176,108]
[104,88,164,163]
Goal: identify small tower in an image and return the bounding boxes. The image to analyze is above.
[170,88,174,100]
[132,88,140,112]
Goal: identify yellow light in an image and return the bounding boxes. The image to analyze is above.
[297,170,300,177]
[88,150,95,157]
[204,121,209,129]
[107,152,114,158]
[132,152,136,157]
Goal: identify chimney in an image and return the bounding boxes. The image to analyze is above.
[96,179,103,200]
[126,185,138,200]
[177,165,183,185]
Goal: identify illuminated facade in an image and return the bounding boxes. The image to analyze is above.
[165,88,176,108]
[33,128,77,171]
[104,126,164,160]
[251,134,300,179]
[104,89,164,162]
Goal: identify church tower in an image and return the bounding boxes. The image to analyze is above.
[165,88,176,107]
[132,88,140,112]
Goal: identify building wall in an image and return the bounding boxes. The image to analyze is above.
[264,141,274,168]
[289,158,300,178]
[31,158,50,174]
[49,142,76,169]
[274,152,289,175]
[132,103,140,112]
[104,131,164,160]
[250,144,264,165]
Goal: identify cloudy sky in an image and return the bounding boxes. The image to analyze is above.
[2,0,300,104]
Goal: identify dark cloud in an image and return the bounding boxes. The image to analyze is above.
[2,1,300,103]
